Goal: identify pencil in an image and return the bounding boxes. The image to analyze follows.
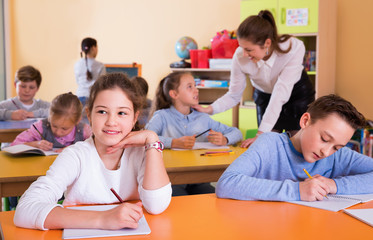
[195,129,211,138]
[200,152,234,156]
[204,150,232,154]
[110,188,124,203]
[11,99,21,109]
[32,124,45,140]
[303,168,329,199]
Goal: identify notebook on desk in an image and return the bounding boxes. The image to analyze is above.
[63,205,151,239]
[343,208,373,227]
[2,144,59,156]
[172,142,229,151]
[288,193,373,212]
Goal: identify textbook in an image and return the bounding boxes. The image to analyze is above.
[63,205,151,239]
[343,208,373,227]
[288,193,373,212]
[2,144,59,156]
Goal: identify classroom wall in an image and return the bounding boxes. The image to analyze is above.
[8,0,373,121]
[8,0,241,102]
[335,0,373,120]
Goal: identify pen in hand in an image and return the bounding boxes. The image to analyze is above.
[303,168,329,199]
[110,188,124,203]
[195,129,211,138]
[11,99,21,109]
[32,124,45,140]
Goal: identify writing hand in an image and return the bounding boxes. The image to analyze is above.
[299,177,331,201]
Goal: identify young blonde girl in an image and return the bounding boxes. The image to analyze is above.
[145,71,242,195]
[11,92,91,152]
[14,73,171,230]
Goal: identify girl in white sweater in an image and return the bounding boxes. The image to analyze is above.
[14,72,172,230]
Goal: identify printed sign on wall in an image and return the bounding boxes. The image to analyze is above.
[286,8,308,26]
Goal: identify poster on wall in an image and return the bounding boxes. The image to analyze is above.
[286,8,308,26]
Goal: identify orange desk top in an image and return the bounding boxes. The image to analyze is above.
[1,194,373,240]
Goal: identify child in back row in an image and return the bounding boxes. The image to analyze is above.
[131,76,152,129]
[74,37,106,106]
[145,71,242,196]
[0,65,50,120]
[216,94,373,201]
[14,72,171,230]
[10,92,91,151]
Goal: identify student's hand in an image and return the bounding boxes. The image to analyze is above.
[171,136,196,149]
[106,130,159,154]
[11,109,29,120]
[26,140,53,151]
[312,174,337,194]
[207,130,228,146]
[240,131,263,148]
[299,177,331,201]
[26,111,34,118]
[192,105,213,115]
[99,202,143,230]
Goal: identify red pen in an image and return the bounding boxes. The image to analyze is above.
[110,188,124,203]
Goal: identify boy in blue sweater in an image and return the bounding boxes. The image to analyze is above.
[216,94,373,201]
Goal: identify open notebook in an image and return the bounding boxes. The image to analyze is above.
[3,144,59,156]
[288,193,373,212]
[172,142,229,151]
[63,205,151,239]
[343,208,373,227]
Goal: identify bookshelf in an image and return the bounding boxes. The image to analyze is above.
[170,68,241,127]
[240,0,337,97]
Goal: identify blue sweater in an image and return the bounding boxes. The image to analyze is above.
[145,106,242,148]
[216,132,373,201]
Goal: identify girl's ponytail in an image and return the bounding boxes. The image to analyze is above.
[80,37,97,81]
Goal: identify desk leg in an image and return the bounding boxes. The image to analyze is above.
[0,184,2,211]
[232,104,239,128]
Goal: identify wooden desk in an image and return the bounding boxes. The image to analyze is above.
[163,146,246,184]
[1,194,373,240]
[0,147,245,211]
[0,119,37,143]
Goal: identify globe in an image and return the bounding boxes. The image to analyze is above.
[175,36,197,59]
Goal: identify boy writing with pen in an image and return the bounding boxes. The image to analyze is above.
[144,72,242,195]
[0,65,50,120]
[216,94,373,201]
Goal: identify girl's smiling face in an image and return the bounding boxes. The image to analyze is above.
[88,87,138,150]
[172,74,199,106]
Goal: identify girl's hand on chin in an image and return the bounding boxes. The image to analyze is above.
[106,130,159,154]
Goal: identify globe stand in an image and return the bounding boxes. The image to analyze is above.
[170,59,191,68]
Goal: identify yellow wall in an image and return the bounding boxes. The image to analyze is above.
[8,0,373,121]
[336,0,373,120]
[8,0,241,101]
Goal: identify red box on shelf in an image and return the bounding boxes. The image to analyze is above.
[190,49,212,68]
[211,39,238,59]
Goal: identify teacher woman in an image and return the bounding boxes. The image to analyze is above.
[194,10,315,148]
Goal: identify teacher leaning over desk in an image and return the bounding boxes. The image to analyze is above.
[194,10,315,148]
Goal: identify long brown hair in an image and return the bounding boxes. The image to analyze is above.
[86,72,143,130]
[237,10,292,54]
[149,71,190,118]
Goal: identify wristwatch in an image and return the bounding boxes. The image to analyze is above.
[145,141,164,152]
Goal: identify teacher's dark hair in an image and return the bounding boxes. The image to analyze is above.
[237,10,292,54]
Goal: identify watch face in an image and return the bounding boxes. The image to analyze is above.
[158,141,164,150]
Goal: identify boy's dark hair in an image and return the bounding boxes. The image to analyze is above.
[131,76,149,97]
[15,65,42,88]
[307,94,366,130]
[81,37,97,81]
[50,92,83,124]
[86,72,143,130]
[237,10,292,54]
